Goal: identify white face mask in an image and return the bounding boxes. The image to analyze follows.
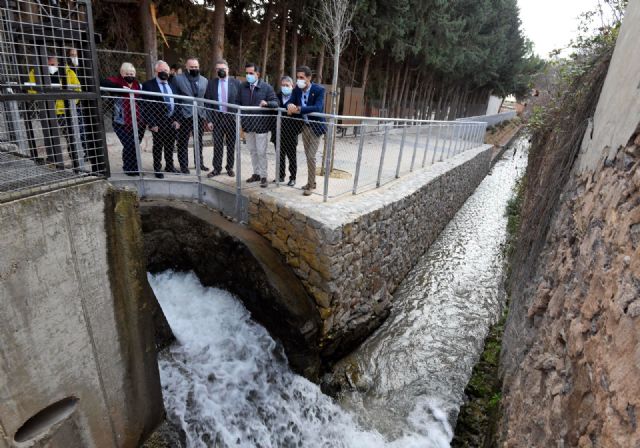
[48,65,58,75]
[296,79,307,89]
[70,57,79,67]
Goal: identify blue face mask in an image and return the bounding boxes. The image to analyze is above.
[246,74,257,84]
[281,86,292,96]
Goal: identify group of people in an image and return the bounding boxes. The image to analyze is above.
[105,57,325,195]
[24,48,101,173]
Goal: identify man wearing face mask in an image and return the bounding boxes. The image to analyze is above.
[142,60,180,178]
[170,57,209,174]
[288,65,326,196]
[238,63,278,188]
[204,59,241,177]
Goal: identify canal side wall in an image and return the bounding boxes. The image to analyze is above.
[0,181,163,448]
[248,144,494,358]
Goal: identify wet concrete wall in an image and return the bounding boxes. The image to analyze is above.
[0,181,163,447]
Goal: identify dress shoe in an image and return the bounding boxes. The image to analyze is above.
[200,165,210,172]
[301,183,316,190]
[165,166,178,173]
[227,169,235,177]
[125,171,139,177]
[303,188,313,196]
[246,174,260,183]
[207,170,221,178]
[260,177,268,188]
[287,179,295,187]
[155,172,164,179]
[272,178,285,183]
[180,167,190,174]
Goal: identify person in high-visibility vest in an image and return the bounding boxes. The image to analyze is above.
[39,55,83,171]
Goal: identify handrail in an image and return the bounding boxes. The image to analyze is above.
[99,86,482,124]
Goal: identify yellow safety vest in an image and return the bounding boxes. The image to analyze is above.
[28,66,81,115]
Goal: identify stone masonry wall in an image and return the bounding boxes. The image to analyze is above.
[248,146,493,359]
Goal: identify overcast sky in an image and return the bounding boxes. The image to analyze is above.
[517,0,605,58]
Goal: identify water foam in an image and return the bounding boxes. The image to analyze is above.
[149,271,452,448]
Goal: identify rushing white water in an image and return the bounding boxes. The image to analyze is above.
[149,271,453,447]
[148,140,528,447]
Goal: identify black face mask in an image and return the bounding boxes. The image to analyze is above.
[123,76,135,84]
[158,71,169,81]
[188,69,200,78]
[217,69,227,79]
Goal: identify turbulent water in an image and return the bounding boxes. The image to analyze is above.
[148,138,528,447]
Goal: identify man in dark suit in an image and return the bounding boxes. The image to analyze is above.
[141,60,180,178]
[170,57,209,174]
[204,59,241,177]
[239,62,279,188]
[272,75,302,186]
[288,65,327,196]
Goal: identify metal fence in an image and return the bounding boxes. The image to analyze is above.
[0,0,108,202]
[456,111,517,127]
[100,87,486,218]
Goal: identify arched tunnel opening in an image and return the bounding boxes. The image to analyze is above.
[138,199,322,381]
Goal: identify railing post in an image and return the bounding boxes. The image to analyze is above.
[453,124,462,155]
[129,92,146,196]
[376,121,390,188]
[410,121,421,172]
[421,124,431,168]
[7,97,29,156]
[275,110,282,186]
[445,124,454,159]
[235,110,242,221]
[430,124,439,165]
[438,125,447,162]
[192,101,203,202]
[395,120,408,178]
[322,117,334,202]
[352,120,366,195]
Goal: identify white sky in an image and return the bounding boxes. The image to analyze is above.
[518,0,604,58]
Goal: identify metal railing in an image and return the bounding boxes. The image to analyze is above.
[99,86,487,214]
[456,111,517,127]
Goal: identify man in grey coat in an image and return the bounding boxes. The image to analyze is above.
[239,62,278,188]
[170,57,209,174]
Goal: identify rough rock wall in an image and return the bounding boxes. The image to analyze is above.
[248,146,493,359]
[499,135,640,447]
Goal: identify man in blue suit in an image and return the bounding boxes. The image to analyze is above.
[287,65,327,196]
[204,59,241,177]
[141,60,180,178]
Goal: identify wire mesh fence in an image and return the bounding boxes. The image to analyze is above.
[0,0,108,202]
[100,87,487,211]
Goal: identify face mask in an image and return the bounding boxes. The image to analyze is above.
[217,69,227,79]
[281,86,292,96]
[246,74,257,84]
[158,71,169,81]
[70,57,79,67]
[296,79,307,89]
[123,76,135,84]
[48,65,58,75]
[188,69,200,77]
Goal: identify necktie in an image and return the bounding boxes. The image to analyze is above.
[160,82,172,116]
[220,79,227,113]
[190,79,198,96]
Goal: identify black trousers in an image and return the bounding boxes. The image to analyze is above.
[57,114,80,170]
[152,117,177,172]
[176,115,206,170]
[212,113,236,172]
[278,125,299,181]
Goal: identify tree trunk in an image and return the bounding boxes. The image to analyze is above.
[395,65,409,117]
[316,44,325,84]
[381,57,390,112]
[350,47,358,86]
[290,8,298,78]
[361,52,371,96]
[212,0,225,66]
[277,3,287,79]
[390,66,401,116]
[139,0,156,78]
[260,2,273,79]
